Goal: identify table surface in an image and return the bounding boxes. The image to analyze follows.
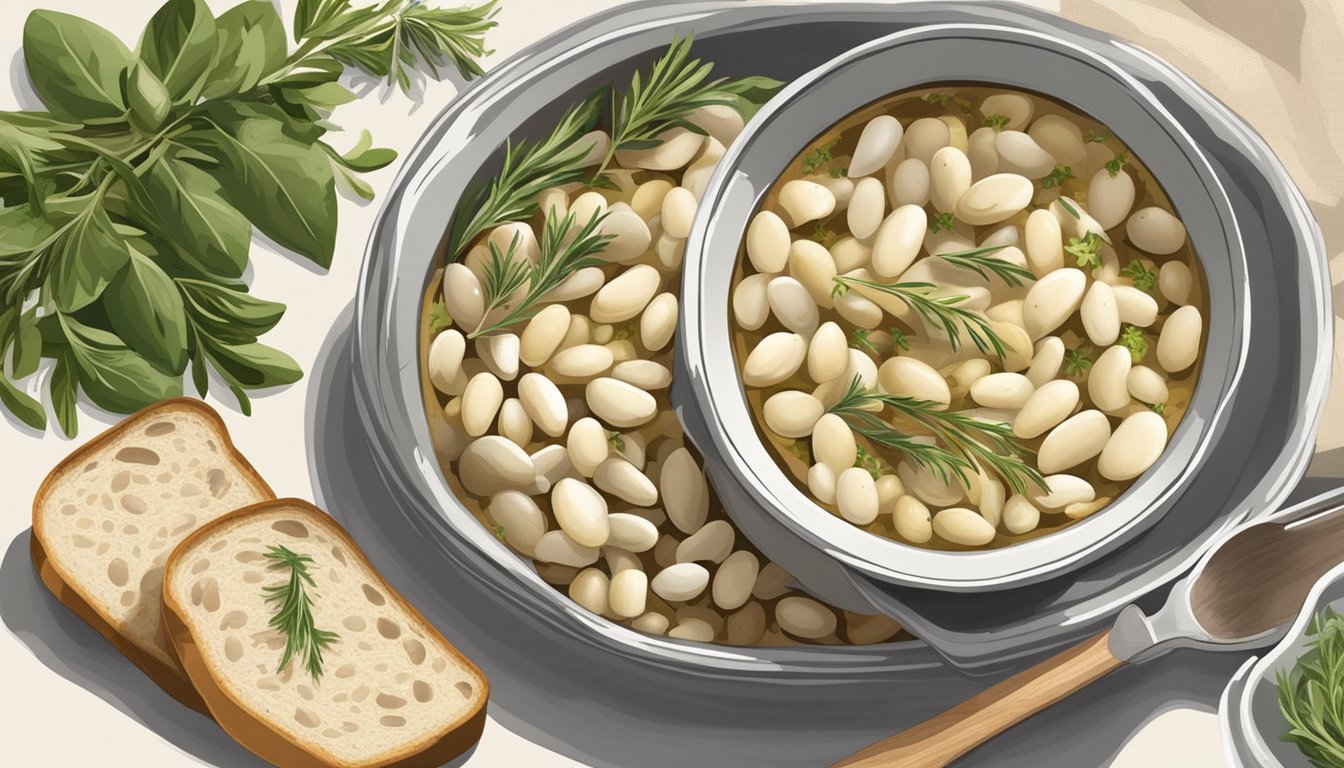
[8,0,1331,765]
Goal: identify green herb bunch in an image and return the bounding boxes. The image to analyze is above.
[1,0,497,435]
[1278,608,1344,767]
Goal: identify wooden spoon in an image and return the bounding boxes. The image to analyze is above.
[833,487,1344,768]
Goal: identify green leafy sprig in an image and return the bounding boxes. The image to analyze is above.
[1104,151,1128,178]
[800,138,838,176]
[982,114,1010,130]
[1064,344,1093,376]
[854,443,886,480]
[938,245,1035,287]
[1119,324,1148,362]
[1041,164,1073,189]
[1278,608,1344,768]
[2,0,496,434]
[1085,130,1111,143]
[929,212,957,233]
[1065,231,1103,269]
[261,545,341,683]
[1120,260,1157,292]
[832,275,1007,359]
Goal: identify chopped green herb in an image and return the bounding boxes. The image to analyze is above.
[1149,402,1166,415]
[607,431,626,452]
[784,440,813,464]
[800,138,839,175]
[1119,324,1149,363]
[1058,197,1082,219]
[923,93,953,106]
[813,222,836,246]
[850,328,879,354]
[929,212,958,233]
[1064,345,1094,376]
[889,327,909,351]
[829,166,847,178]
[493,525,507,540]
[1120,261,1158,292]
[1105,151,1129,178]
[1065,232,1103,269]
[428,299,454,334]
[854,444,886,480]
[1085,130,1111,143]
[983,114,1011,130]
[1041,164,1074,189]
[1278,608,1344,768]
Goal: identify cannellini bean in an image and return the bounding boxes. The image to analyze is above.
[929,146,972,213]
[807,463,838,504]
[1081,281,1120,345]
[950,358,992,397]
[533,530,599,567]
[848,115,904,177]
[955,173,1034,226]
[767,277,820,335]
[904,117,950,163]
[713,551,760,611]
[846,612,903,645]
[788,240,838,309]
[1038,410,1112,474]
[608,569,648,619]
[1088,167,1135,230]
[461,372,504,437]
[733,273,772,330]
[812,413,857,473]
[569,192,607,228]
[459,436,535,495]
[586,377,657,428]
[836,467,880,525]
[1028,114,1085,167]
[752,562,794,600]
[594,457,658,507]
[569,568,610,614]
[604,546,642,575]
[1023,268,1086,339]
[967,126,999,182]
[640,293,678,352]
[676,520,734,564]
[592,324,614,344]
[630,179,673,221]
[924,226,977,259]
[763,391,825,438]
[830,236,871,273]
[442,264,485,330]
[605,513,659,554]
[488,491,547,555]
[615,127,702,170]
[1099,410,1168,480]
[590,264,660,322]
[1126,207,1186,255]
[995,131,1056,178]
[871,204,928,277]
[1030,474,1096,510]
[489,221,540,264]
[1159,261,1193,305]
[1025,208,1065,275]
[1002,494,1041,535]
[654,232,685,270]
[498,398,533,446]
[848,177,887,240]
[1113,285,1159,326]
[661,186,697,240]
[477,333,520,381]
[687,103,744,145]
[1090,345,1133,411]
[536,186,568,220]
[518,305,569,367]
[1157,305,1202,372]
[551,478,609,547]
[1027,336,1066,387]
[742,332,807,387]
[632,612,670,636]
[995,321,1034,373]
[566,417,609,477]
[550,344,614,378]
[1065,496,1113,520]
[747,211,790,273]
[1013,379,1080,438]
[661,448,708,535]
[651,562,710,602]
[776,596,837,639]
[1051,196,1110,245]
[980,93,1033,130]
[981,224,1019,249]
[778,179,836,226]
[893,495,933,543]
[549,267,605,302]
[899,460,965,507]
[970,372,1034,409]
[1127,366,1169,405]
[612,360,672,390]
[531,444,576,494]
[812,173,854,209]
[807,322,849,383]
[876,474,904,508]
[888,158,930,208]
[933,507,996,546]
[428,330,466,393]
[668,618,715,642]
[878,357,951,408]
[596,208,653,262]
[613,431,646,470]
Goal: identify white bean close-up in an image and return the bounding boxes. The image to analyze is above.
[732,86,1207,551]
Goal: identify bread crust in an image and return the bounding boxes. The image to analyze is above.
[29,398,275,715]
[162,500,489,768]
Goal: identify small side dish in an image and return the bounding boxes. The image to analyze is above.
[1277,607,1344,767]
[732,85,1207,551]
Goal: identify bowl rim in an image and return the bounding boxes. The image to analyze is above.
[682,22,1251,590]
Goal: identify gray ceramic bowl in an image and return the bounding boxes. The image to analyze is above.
[680,23,1254,598]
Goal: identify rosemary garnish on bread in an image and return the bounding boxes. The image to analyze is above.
[262,544,340,682]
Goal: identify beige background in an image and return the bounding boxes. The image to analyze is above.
[1,0,1334,765]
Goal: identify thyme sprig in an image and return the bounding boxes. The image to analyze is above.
[1041,164,1074,189]
[1105,151,1129,178]
[832,275,1006,358]
[938,245,1035,287]
[261,545,340,683]
[1120,260,1157,292]
[1066,231,1103,269]
[1278,608,1344,767]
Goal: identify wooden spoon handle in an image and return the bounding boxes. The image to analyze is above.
[833,630,1124,768]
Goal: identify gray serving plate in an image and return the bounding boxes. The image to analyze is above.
[349,3,1327,762]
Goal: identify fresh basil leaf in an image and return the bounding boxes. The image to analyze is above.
[138,0,216,101]
[48,202,129,312]
[178,278,285,338]
[184,106,336,267]
[22,11,134,122]
[124,62,172,134]
[11,309,42,379]
[201,336,303,389]
[128,155,250,277]
[0,374,45,430]
[200,0,286,100]
[50,351,78,437]
[0,205,56,257]
[60,314,182,412]
[106,249,188,373]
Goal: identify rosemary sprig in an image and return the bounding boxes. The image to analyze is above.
[1041,164,1074,189]
[469,208,614,338]
[832,275,1006,358]
[938,245,1035,287]
[261,545,340,683]
[827,376,1045,494]
[1278,608,1344,768]
[1120,260,1157,292]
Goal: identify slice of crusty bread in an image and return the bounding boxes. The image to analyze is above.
[31,399,273,710]
[162,500,489,768]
